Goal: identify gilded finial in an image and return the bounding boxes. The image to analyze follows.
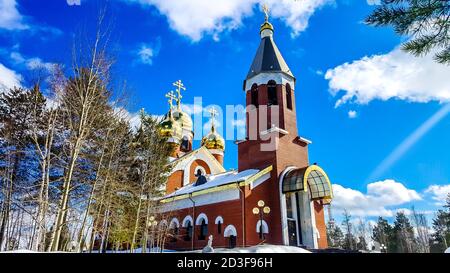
[201,106,225,151]
[260,3,273,36]
[172,80,186,110]
[207,107,218,131]
[165,91,177,111]
[262,3,269,22]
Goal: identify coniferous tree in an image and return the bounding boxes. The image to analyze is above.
[430,193,450,252]
[430,210,449,252]
[327,221,345,248]
[392,212,417,253]
[372,216,394,253]
[365,0,450,64]
[0,87,44,250]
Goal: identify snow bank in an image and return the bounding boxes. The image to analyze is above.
[1,249,67,253]
[186,244,310,253]
[445,247,450,253]
[1,249,37,253]
[3,245,310,254]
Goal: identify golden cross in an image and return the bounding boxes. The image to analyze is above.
[165,90,177,110]
[262,3,269,22]
[172,80,186,109]
[208,107,218,128]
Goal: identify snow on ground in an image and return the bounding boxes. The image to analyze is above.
[2,245,310,253]
[445,247,450,253]
[1,249,38,253]
[185,244,311,253]
[1,249,67,253]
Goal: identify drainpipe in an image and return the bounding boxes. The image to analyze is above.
[188,193,195,251]
[237,182,246,247]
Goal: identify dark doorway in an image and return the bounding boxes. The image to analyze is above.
[288,219,298,246]
[228,235,237,248]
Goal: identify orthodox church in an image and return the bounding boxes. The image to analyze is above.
[156,9,333,251]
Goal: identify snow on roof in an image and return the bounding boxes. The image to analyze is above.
[162,169,261,199]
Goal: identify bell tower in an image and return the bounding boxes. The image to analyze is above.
[237,6,315,246]
[238,5,310,173]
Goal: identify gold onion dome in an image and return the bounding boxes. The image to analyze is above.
[173,108,193,132]
[201,126,225,151]
[159,110,182,140]
[201,107,225,151]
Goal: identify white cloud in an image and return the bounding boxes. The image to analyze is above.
[9,51,55,72]
[325,47,450,107]
[136,38,161,65]
[137,45,155,65]
[129,0,331,41]
[425,184,450,206]
[332,179,421,217]
[67,0,81,6]
[0,0,28,30]
[0,63,22,92]
[25,57,55,71]
[348,110,357,119]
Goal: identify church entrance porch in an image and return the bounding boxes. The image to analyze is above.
[279,165,333,249]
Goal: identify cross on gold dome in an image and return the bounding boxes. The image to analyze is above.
[208,107,218,119]
[208,107,218,129]
[165,90,177,110]
[172,80,186,109]
[262,3,269,22]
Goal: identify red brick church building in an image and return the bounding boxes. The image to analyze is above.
[157,10,333,251]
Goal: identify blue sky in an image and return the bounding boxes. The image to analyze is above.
[1,0,449,224]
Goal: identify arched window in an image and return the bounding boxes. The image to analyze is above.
[184,220,192,241]
[215,216,224,234]
[181,136,190,151]
[251,84,258,107]
[267,80,277,106]
[182,215,194,241]
[195,213,208,240]
[169,218,180,242]
[199,219,208,240]
[286,83,292,110]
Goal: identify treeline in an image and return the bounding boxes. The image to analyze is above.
[0,24,173,252]
[327,195,450,253]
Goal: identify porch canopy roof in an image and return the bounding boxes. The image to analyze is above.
[282,165,333,202]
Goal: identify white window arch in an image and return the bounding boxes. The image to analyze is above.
[182,215,193,227]
[169,218,180,228]
[194,166,206,176]
[195,213,208,225]
[256,220,269,234]
[224,225,237,238]
[215,216,224,224]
